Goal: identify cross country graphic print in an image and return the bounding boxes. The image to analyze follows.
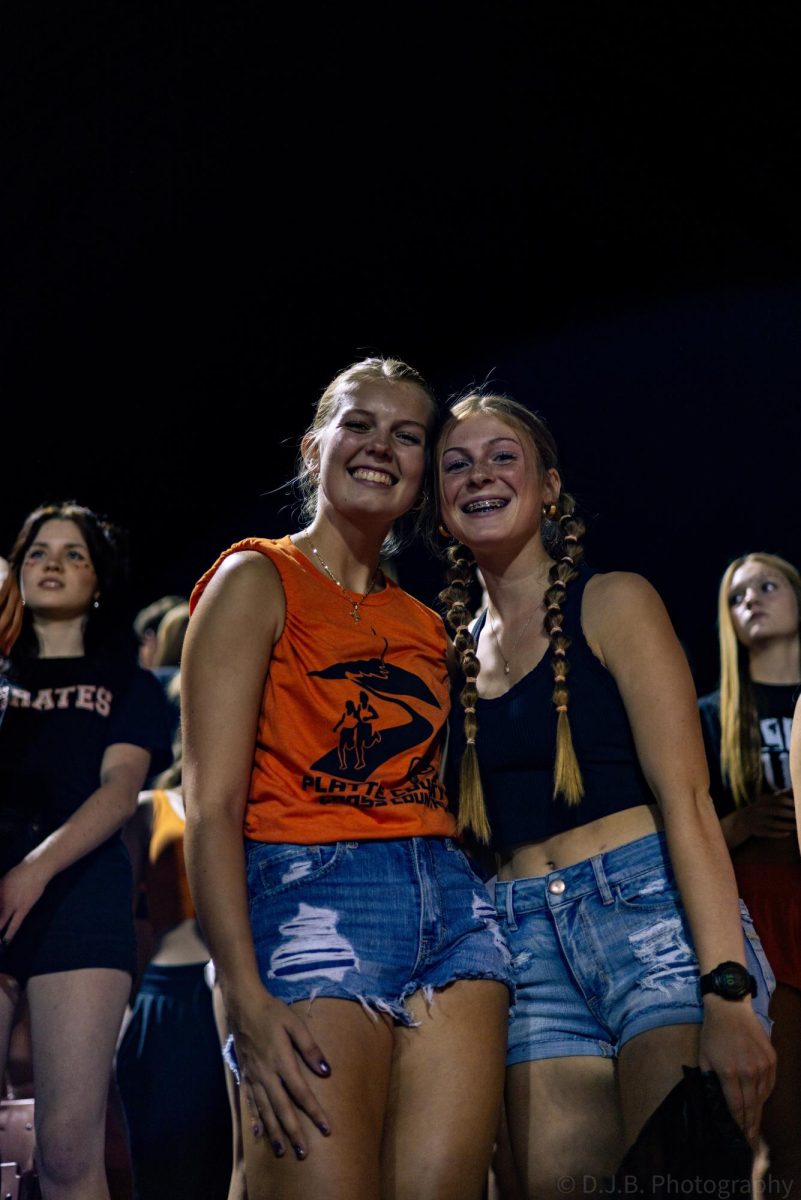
[310,638,439,781]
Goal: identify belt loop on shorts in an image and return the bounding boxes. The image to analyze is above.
[591,854,614,905]
[504,881,518,931]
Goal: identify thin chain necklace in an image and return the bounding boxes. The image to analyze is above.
[486,605,539,675]
[304,536,382,624]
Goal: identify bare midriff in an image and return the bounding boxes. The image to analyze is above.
[497,804,664,880]
[150,917,209,967]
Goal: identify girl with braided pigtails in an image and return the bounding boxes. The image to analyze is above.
[436,393,776,1200]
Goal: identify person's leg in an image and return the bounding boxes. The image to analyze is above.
[616,1022,700,1149]
[380,980,508,1200]
[27,968,131,1200]
[241,997,394,1200]
[0,973,21,1092]
[505,1056,623,1200]
[761,982,801,1189]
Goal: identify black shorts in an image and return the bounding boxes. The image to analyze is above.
[0,836,136,986]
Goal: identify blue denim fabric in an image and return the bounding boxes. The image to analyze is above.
[245,836,514,1025]
[495,832,775,1066]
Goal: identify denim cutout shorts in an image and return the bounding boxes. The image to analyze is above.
[495,832,775,1066]
[244,835,514,1025]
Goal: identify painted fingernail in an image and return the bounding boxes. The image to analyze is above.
[294,1143,306,1160]
[318,1059,331,1075]
[271,1139,285,1157]
[318,1121,330,1136]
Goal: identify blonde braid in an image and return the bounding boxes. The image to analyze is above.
[543,496,586,805]
[438,543,491,842]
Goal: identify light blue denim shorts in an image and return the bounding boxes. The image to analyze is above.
[245,836,514,1024]
[495,832,775,1066]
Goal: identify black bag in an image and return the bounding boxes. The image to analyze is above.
[614,1066,753,1198]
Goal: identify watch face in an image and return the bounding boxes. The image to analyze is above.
[715,963,751,998]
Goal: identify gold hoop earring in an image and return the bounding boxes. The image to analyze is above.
[438,524,453,539]
[542,503,558,520]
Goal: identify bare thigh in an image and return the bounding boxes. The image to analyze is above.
[382,980,508,1200]
[27,969,131,1188]
[241,997,394,1200]
[505,1056,623,1200]
[616,1022,700,1149]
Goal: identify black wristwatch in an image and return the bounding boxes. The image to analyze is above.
[699,961,757,1001]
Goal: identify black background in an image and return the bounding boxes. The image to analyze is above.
[3,4,800,693]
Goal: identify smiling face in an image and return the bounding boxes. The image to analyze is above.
[439,409,560,556]
[306,380,432,528]
[727,557,800,649]
[20,518,98,621]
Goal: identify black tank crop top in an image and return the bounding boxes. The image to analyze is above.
[449,566,655,849]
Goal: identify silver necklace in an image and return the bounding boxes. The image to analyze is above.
[486,605,539,675]
[304,536,381,624]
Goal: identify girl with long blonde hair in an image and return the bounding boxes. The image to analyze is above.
[699,552,801,1190]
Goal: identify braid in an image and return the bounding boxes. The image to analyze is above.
[543,494,586,805]
[438,542,491,842]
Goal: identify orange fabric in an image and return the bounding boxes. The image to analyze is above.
[190,537,454,843]
[145,789,194,934]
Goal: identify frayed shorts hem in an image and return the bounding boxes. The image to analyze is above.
[223,970,513,1081]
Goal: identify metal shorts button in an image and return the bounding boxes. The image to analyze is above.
[548,879,566,895]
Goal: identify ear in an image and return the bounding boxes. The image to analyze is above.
[300,432,320,477]
[543,467,561,506]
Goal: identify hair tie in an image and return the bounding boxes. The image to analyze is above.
[464,706,476,715]
[556,704,568,714]
[546,603,561,614]
[560,555,574,566]
[555,675,566,684]
[549,626,563,637]
[466,736,476,745]
[564,534,578,544]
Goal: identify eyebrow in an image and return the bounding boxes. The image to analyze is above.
[29,540,88,550]
[341,406,428,430]
[442,435,521,454]
[730,574,778,591]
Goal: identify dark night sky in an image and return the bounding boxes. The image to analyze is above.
[3,4,800,693]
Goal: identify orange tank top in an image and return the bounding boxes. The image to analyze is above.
[145,789,195,934]
[190,536,455,843]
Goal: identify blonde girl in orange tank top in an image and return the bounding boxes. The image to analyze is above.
[182,359,513,1200]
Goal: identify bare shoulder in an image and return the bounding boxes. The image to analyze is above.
[583,572,672,665]
[190,550,286,647]
[584,570,664,616]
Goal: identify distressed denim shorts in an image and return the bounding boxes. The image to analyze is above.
[244,836,514,1024]
[495,832,775,1066]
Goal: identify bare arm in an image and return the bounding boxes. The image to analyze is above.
[791,698,801,855]
[0,741,152,942]
[586,572,776,1144]
[181,550,331,1157]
